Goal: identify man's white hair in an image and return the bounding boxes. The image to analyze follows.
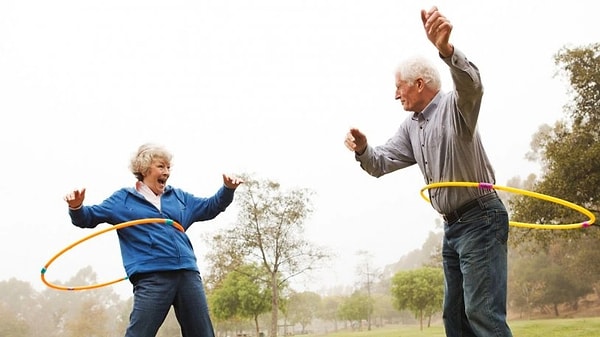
[395,56,442,91]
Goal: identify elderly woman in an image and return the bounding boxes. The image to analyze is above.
[64,143,243,337]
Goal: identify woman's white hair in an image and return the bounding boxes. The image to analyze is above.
[395,55,442,91]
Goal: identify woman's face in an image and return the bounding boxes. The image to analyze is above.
[143,158,170,195]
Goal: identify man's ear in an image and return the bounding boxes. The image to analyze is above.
[416,78,425,91]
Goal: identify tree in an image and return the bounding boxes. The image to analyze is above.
[508,253,546,319]
[511,43,600,243]
[40,266,123,336]
[319,295,343,332]
[115,297,134,336]
[65,299,110,337]
[421,230,444,268]
[381,227,443,279]
[370,293,399,327]
[508,43,600,305]
[0,302,29,337]
[205,175,330,337]
[285,291,321,333]
[390,267,443,331]
[354,250,379,331]
[536,264,590,317]
[508,246,592,318]
[337,291,373,331]
[0,278,40,337]
[209,264,271,336]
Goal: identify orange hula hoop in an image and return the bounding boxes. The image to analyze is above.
[41,218,184,291]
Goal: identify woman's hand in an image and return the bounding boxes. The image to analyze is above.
[223,174,244,189]
[64,188,86,209]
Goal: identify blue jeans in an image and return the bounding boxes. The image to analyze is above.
[125,270,215,337]
[442,196,513,337]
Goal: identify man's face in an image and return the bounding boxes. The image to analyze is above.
[395,76,425,113]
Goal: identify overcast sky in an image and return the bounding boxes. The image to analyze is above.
[1,0,596,297]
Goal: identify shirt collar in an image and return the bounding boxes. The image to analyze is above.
[136,181,162,210]
[412,91,443,121]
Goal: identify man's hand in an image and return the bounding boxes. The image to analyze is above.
[345,128,368,155]
[421,6,454,58]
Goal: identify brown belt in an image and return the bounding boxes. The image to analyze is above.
[442,192,498,223]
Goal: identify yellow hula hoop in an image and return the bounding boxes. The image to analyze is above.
[41,218,184,291]
[420,182,596,230]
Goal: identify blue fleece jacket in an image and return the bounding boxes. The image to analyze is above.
[68,185,235,277]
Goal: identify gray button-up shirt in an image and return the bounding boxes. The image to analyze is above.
[355,48,496,214]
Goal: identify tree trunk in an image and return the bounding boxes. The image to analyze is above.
[270,274,279,337]
[254,314,260,337]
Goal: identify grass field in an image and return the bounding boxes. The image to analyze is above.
[304,317,600,337]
